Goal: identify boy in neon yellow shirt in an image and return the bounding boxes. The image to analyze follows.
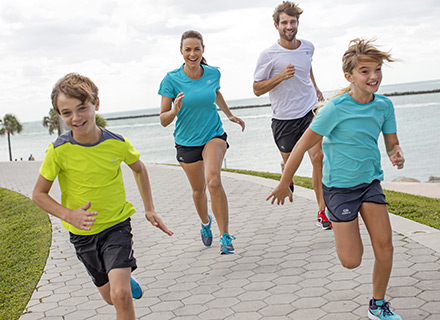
[32,73,173,320]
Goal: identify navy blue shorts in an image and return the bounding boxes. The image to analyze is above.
[271,110,314,153]
[70,219,137,287]
[322,180,387,222]
[175,132,229,164]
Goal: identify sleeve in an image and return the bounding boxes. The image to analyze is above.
[39,144,60,181]
[215,67,221,91]
[123,137,141,165]
[309,100,339,137]
[158,74,176,99]
[382,99,397,134]
[253,51,272,82]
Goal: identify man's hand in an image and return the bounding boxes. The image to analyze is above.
[280,64,295,80]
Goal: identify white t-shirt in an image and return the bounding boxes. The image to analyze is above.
[254,39,318,120]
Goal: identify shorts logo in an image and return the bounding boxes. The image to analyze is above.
[280,145,285,150]
[342,208,351,215]
[178,156,185,161]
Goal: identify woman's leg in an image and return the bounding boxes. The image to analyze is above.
[180,161,210,224]
[202,138,229,234]
[359,202,394,300]
[332,217,364,269]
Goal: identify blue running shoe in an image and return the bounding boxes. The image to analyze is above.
[220,233,236,254]
[368,299,402,320]
[130,276,144,300]
[200,214,213,247]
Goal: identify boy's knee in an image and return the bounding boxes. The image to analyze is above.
[110,287,132,307]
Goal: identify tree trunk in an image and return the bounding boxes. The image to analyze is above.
[7,132,12,161]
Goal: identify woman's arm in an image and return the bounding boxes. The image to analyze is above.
[215,91,245,131]
[159,93,184,127]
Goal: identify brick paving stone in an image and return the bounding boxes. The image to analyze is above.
[0,162,439,319]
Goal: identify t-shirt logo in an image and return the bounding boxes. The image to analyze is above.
[110,157,118,163]
[206,80,212,84]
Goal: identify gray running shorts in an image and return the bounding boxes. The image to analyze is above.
[322,180,387,222]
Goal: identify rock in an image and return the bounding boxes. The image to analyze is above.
[427,176,440,183]
[392,176,421,183]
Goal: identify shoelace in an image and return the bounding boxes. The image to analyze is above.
[220,234,236,245]
[201,224,211,237]
[380,302,394,316]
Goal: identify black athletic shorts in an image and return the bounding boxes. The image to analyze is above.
[175,132,229,164]
[271,110,314,153]
[69,219,137,287]
[322,180,388,222]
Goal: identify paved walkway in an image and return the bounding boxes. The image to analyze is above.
[1,161,439,320]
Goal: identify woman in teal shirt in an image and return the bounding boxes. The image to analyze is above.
[159,30,245,254]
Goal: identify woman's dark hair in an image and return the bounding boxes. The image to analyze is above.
[180,30,208,65]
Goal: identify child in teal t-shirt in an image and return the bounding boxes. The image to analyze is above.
[267,39,404,320]
[33,73,173,320]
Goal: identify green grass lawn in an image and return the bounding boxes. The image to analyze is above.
[223,168,440,230]
[0,188,51,320]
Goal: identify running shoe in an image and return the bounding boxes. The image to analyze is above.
[368,299,402,320]
[220,233,236,254]
[317,209,332,230]
[200,214,213,247]
[289,180,294,193]
[130,276,144,300]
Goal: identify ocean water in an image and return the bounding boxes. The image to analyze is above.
[1,80,439,183]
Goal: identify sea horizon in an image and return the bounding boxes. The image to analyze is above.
[1,79,439,183]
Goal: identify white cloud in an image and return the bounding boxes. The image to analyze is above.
[0,0,439,122]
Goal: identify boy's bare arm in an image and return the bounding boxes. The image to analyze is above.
[32,175,97,230]
[129,160,173,236]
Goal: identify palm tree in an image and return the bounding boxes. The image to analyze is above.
[42,110,107,137]
[42,108,61,136]
[0,114,23,161]
[96,114,107,128]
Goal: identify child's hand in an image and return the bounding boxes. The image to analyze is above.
[388,147,405,169]
[68,201,97,231]
[266,184,293,205]
[145,211,174,236]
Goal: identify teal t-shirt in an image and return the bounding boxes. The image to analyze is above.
[158,64,224,146]
[309,93,397,188]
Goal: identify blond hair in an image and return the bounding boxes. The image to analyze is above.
[314,38,394,116]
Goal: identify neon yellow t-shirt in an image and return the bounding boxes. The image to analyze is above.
[39,128,140,235]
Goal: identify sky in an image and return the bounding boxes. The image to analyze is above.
[1,0,439,122]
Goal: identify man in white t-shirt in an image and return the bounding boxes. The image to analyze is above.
[253,1,331,230]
